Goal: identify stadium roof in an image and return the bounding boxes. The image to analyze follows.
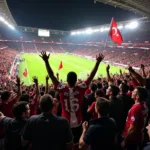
[95,0,150,17]
[0,0,17,26]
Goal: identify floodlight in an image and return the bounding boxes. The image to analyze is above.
[100,28,104,32]
[76,31,82,35]
[71,32,76,35]
[0,16,4,22]
[93,29,100,32]
[118,25,123,29]
[85,28,93,34]
[125,21,138,29]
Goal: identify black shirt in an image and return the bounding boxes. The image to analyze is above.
[0,117,27,150]
[83,117,116,150]
[85,93,96,106]
[109,96,123,132]
[117,94,134,132]
[21,113,73,150]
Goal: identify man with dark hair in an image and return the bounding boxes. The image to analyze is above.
[88,90,105,119]
[79,98,116,150]
[85,83,97,107]
[21,94,73,150]
[1,76,21,118]
[40,51,104,143]
[106,85,123,132]
[97,82,102,90]
[117,83,134,132]
[122,86,148,150]
[0,101,30,150]
[20,77,39,116]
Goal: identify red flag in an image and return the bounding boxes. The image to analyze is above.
[109,18,123,45]
[58,61,63,70]
[23,68,28,77]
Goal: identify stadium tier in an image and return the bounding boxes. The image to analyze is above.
[1,1,150,150]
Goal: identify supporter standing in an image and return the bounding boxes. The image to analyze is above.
[122,87,149,150]
[21,94,73,150]
[40,51,104,143]
[79,98,116,150]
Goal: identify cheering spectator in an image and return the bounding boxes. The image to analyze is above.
[79,98,116,150]
[122,87,148,150]
[117,83,134,132]
[40,51,104,143]
[0,76,21,118]
[0,101,30,150]
[21,94,73,150]
[107,85,123,132]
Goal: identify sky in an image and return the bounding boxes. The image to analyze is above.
[6,0,141,31]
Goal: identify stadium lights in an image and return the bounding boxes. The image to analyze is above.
[71,32,76,35]
[118,25,123,29]
[85,28,93,34]
[125,21,138,29]
[104,27,109,31]
[0,16,15,30]
[93,29,100,32]
[100,28,104,32]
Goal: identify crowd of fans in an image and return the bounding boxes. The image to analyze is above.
[0,50,150,150]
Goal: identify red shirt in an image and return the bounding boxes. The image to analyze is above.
[29,98,38,116]
[88,102,97,119]
[56,82,87,128]
[1,100,16,118]
[122,102,148,143]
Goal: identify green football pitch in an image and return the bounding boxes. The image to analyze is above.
[19,53,127,85]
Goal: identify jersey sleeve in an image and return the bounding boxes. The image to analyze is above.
[88,102,96,113]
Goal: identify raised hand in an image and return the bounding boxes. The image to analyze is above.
[96,53,104,63]
[32,76,38,85]
[120,69,122,74]
[82,121,88,132]
[16,76,20,86]
[46,75,49,81]
[106,64,110,71]
[141,64,145,70]
[39,51,50,62]
[56,73,59,77]
[128,66,134,73]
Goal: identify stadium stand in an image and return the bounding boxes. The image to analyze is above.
[1,0,150,150]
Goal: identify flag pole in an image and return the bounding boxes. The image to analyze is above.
[102,17,113,52]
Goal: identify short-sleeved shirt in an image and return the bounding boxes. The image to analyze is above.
[55,82,88,128]
[83,117,116,150]
[21,113,73,150]
[122,102,148,143]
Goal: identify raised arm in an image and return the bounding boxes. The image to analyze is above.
[86,53,104,86]
[141,64,146,78]
[32,76,39,100]
[45,75,49,94]
[128,66,145,86]
[56,73,59,81]
[40,51,59,87]
[119,69,124,80]
[106,64,113,83]
[15,76,21,102]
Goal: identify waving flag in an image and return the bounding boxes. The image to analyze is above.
[58,61,63,70]
[23,68,28,77]
[109,18,123,45]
